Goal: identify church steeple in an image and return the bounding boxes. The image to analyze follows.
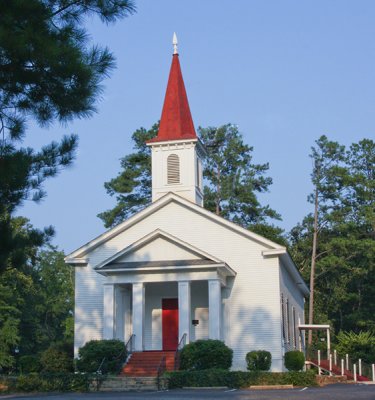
[148,34,197,144]
[147,35,205,206]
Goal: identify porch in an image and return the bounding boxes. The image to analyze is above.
[100,266,235,352]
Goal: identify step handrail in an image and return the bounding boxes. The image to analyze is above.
[174,333,187,370]
[125,333,136,355]
[157,355,166,390]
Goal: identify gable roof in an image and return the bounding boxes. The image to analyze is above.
[65,192,285,261]
[94,228,224,270]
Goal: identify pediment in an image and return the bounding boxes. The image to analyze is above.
[95,229,222,271]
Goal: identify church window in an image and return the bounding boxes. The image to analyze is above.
[167,154,180,184]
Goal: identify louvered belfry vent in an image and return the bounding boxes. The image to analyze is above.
[167,154,180,184]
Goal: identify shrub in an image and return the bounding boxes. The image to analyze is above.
[179,340,233,371]
[166,369,317,388]
[76,339,126,374]
[13,373,91,392]
[284,351,305,371]
[19,355,41,373]
[40,342,73,372]
[336,331,375,364]
[246,350,272,371]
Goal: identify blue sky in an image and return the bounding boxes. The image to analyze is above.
[19,1,375,253]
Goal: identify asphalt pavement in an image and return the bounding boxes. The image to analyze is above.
[1,383,375,400]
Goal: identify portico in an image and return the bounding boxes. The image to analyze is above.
[100,260,235,351]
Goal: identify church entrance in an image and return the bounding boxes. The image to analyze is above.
[162,298,179,350]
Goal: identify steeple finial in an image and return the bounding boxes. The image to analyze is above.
[173,32,178,55]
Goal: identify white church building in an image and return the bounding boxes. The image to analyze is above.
[66,38,309,372]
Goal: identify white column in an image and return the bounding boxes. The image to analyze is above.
[132,283,145,351]
[103,284,115,339]
[178,281,191,344]
[114,286,124,341]
[208,279,221,340]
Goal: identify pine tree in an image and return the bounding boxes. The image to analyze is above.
[0,0,136,273]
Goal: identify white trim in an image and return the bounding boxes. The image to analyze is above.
[262,249,286,257]
[96,262,236,278]
[94,228,224,270]
[298,324,330,330]
[66,192,284,260]
[64,258,89,265]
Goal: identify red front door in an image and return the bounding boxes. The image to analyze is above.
[162,298,179,350]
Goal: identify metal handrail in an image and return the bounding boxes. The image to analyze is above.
[125,334,135,355]
[157,355,166,390]
[174,333,187,370]
[96,357,106,374]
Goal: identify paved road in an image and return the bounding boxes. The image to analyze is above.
[1,384,375,400]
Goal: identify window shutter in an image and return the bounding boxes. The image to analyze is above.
[167,154,180,184]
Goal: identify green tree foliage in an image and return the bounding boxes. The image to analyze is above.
[0,0,136,274]
[290,137,375,333]
[336,331,375,364]
[98,123,285,244]
[200,124,280,225]
[0,238,74,370]
[97,123,157,227]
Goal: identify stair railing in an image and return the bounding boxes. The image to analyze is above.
[125,334,135,355]
[157,355,166,390]
[174,333,187,370]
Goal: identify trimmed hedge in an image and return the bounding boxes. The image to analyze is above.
[76,339,126,374]
[0,373,92,393]
[246,350,272,371]
[180,340,233,370]
[284,351,305,371]
[166,369,317,389]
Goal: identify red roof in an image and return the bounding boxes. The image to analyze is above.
[148,54,197,143]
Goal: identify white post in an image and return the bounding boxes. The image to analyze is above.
[178,281,191,344]
[346,354,349,370]
[327,328,331,360]
[372,364,375,382]
[334,349,337,365]
[114,286,124,341]
[103,284,115,339]
[341,359,344,376]
[208,279,221,340]
[354,363,357,382]
[359,359,362,376]
[329,353,333,376]
[132,283,145,351]
[318,350,321,375]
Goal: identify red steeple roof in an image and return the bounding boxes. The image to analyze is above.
[148,54,197,143]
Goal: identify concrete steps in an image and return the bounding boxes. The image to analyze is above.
[95,376,167,391]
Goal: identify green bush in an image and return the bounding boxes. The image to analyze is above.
[284,351,305,371]
[40,342,73,372]
[180,340,233,371]
[336,331,375,364]
[166,369,317,388]
[18,355,41,373]
[16,373,91,392]
[76,339,126,374]
[246,350,272,371]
